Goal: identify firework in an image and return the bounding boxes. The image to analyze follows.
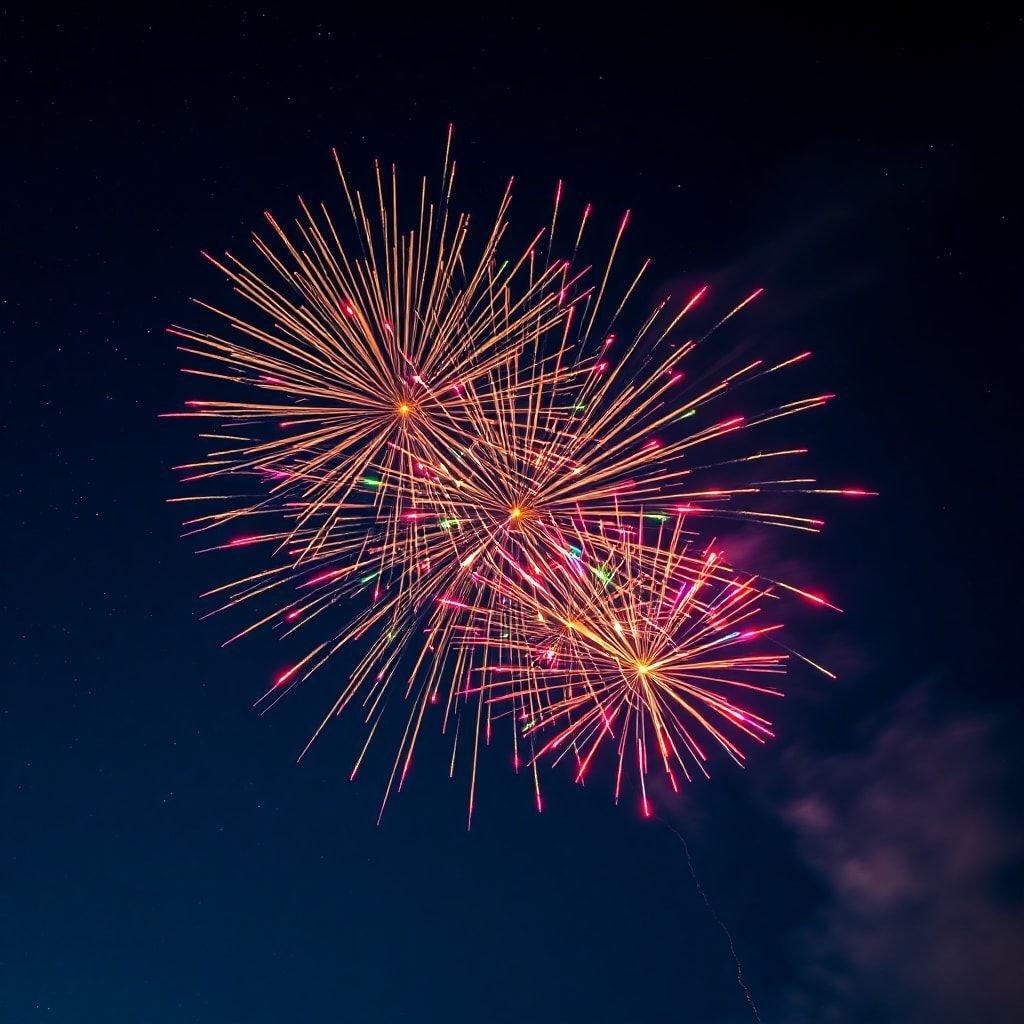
[171,136,871,821]
[169,127,571,567]
[454,511,791,816]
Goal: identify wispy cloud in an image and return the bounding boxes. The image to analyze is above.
[777,682,1024,1022]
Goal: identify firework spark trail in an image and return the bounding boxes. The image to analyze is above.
[660,817,763,1023]
[171,135,872,820]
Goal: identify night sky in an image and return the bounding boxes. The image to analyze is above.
[4,9,1022,1023]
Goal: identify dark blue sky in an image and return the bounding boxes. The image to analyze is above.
[3,9,1022,1022]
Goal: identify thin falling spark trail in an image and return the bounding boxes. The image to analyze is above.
[660,817,762,1023]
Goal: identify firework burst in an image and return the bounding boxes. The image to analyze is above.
[456,511,791,816]
[170,135,871,822]
[169,127,570,565]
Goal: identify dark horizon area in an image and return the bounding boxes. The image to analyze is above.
[3,9,1022,1022]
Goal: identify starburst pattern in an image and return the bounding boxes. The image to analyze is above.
[170,134,871,823]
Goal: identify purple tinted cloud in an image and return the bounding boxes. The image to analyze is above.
[778,682,1024,1022]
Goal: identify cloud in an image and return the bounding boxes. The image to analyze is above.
[777,682,1024,1023]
